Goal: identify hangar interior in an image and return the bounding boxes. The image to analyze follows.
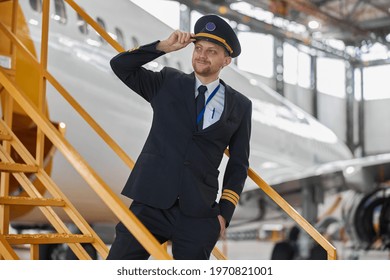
[158,0,390,156]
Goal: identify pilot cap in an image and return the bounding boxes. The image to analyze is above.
[193,14,241,58]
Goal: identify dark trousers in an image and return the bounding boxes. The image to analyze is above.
[106,200,221,260]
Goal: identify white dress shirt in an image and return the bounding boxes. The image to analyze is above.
[195,77,225,129]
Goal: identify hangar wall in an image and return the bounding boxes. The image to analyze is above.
[365,99,390,154]
[281,83,390,156]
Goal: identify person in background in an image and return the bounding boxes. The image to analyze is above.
[271,225,300,260]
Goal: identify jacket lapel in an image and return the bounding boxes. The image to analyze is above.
[220,79,236,122]
[181,72,197,130]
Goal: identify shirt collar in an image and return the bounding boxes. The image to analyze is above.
[195,76,220,95]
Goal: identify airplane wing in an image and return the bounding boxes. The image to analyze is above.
[244,152,390,204]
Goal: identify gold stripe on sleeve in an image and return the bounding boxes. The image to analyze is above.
[221,195,237,206]
[223,189,239,201]
[221,194,238,206]
[222,193,239,204]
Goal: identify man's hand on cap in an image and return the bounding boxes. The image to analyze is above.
[157,30,195,53]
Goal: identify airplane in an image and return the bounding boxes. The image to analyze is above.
[0,0,389,260]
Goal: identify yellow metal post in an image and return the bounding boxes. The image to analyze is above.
[36,0,50,166]
[0,0,18,242]
[30,244,39,260]
[10,0,18,67]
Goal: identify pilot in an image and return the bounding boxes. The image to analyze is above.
[107,14,252,260]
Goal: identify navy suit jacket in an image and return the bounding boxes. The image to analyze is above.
[110,41,252,225]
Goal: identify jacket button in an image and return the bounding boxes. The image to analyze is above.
[184,161,191,166]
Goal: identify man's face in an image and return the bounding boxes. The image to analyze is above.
[192,40,231,80]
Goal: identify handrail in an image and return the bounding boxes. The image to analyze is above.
[66,0,336,259]
[67,0,337,259]
[222,148,336,259]
[247,166,337,259]
[65,0,124,53]
[0,21,135,169]
[53,0,338,260]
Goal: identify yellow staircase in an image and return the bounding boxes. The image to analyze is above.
[0,0,171,260]
[0,0,336,260]
[0,117,106,260]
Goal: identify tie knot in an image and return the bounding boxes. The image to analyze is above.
[198,85,207,96]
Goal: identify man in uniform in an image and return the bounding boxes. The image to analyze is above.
[107,14,252,260]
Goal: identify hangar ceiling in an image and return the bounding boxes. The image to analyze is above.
[175,0,390,64]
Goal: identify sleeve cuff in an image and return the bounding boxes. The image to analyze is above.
[219,189,240,227]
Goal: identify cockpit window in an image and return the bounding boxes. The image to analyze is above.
[131,36,139,48]
[53,0,67,24]
[29,0,42,13]
[96,17,106,43]
[77,12,88,35]
[115,27,126,49]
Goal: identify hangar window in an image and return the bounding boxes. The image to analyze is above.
[317,57,345,98]
[53,0,67,24]
[29,0,42,13]
[283,43,298,85]
[283,43,311,89]
[363,65,390,100]
[96,17,106,43]
[297,52,311,89]
[115,27,126,49]
[237,32,274,78]
[77,12,88,35]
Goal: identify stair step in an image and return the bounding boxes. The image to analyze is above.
[0,196,65,207]
[0,132,12,141]
[3,233,94,245]
[0,162,39,173]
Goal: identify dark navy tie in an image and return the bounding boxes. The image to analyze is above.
[196,85,207,131]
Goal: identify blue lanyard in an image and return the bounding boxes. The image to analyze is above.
[196,84,220,125]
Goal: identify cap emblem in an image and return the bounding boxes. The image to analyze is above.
[205,22,216,32]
